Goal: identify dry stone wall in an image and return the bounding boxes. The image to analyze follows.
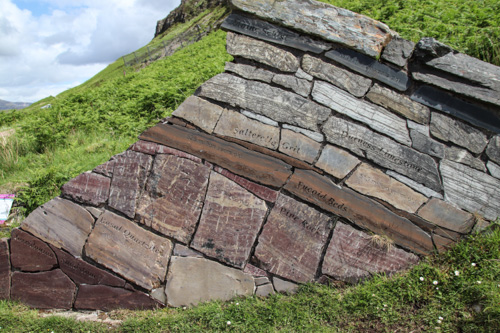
[1,0,500,310]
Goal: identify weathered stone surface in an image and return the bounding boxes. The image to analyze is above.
[140,124,293,188]
[0,239,10,299]
[93,160,115,178]
[285,169,434,254]
[214,109,279,149]
[272,74,312,98]
[198,73,331,131]
[165,257,254,307]
[487,161,500,179]
[108,151,153,218]
[326,48,410,91]
[346,163,427,213]
[151,287,166,304]
[323,116,442,192]
[272,277,299,294]
[407,121,430,135]
[295,68,313,81]
[381,37,415,67]
[313,81,411,145]
[225,62,274,83]
[10,229,57,272]
[129,140,159,155]
[230,0,393,58]
[433,234,456,253]
[11,270,76,309]
[410,129,445,158]
[441,160,500,221]
[241,110,278,127]
[75,285,159,311]
[255,284,275,297]
[156,144,202,163]
[173,244,204,258]
[191,172,267,268]
[214,166,278,202]
[244,263,267,277]
[445,146,486,172]
[226,32,299,72]
[21,197,94,257]
[323,222,419,283]
[302,55,372,97]
[254,194,332,283]
[61,172,111,206]
[386,171,443,199]
[486,135,500,164]
[85,211,172,290]
[315,145,360,179]
[85,206,103,219]
[221,13,330,54]
[51,246,125,287]
[282,124,324,142]
[279,129,321,164]
[254,277,270,286]
[411,85,500,134]
[418,198,475,234]
[430,113,488,154]
[473,219,491,233]
[172,96,224,134]
[366,83,430,124]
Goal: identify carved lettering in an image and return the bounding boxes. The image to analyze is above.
[13,234,54,259]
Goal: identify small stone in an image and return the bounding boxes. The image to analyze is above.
[172,95,224,134]
[486,136,500,165]
[61,172,111,206]
[279,129,321,164]
[85,207,103,219]
[295,68,313,81]
[255,284,275,297]
[272,74,312,97]
[418,198,475,234]
[254,277,270,286]
[173,244,204,258]
[93,160,115,178]
[407,121,430,136]
[156,145,202,163]
[433,234,456,253]
[244,263,267,277]
[386,171,443,199]
[472,219,490,233]
[150,287,167,304]
[272,277,299,294]
[445,146,487,172]
[129,140,159,155]
[0,239,10,299]
[225,62,274,83]
[10,229,57,272]
[487,161,500,179]
[241,110,279,127]
[282,124,324,142]
[410,129,445,158]
[381,37,415,67]
[214,167,279,202]
[75,285,160,311]
[315,145,360,179]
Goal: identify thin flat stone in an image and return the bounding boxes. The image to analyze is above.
[21,197,94,257]
[150,287,166,304]
[282,124,324,142]
[433,234,456,253]
[85,207,103,219]
[407,121,430,136]
[11,270,76,309]
[313,81,411,145]
[75,285,160,311]
[241,110,279,127]
[430,112,488,154]
[295,68,313,81]
[191,172,268,268]
[254,277,270,286]
[255,284,275,297]
[225,62,274,83]
[284,169,434,255]
[272,74,312,97]
[93,160,115,178]
[381,37,415,67]
[10,229,57,272]
[129,140,159,155]
[85,211,172,290]
[226,32,299,72]
[302,54,372,97]
[221,13,330,54]
[244,263,267,277]
[156,144,202,163]
[487,161,500,179]
[486,135,500,164]
[326,48,410,91]
[61,172,111,206]
[254,194,332,283]
[366,83,430,124]
[279,129,321,164]
[230,0,393,58]
[445,146,487,172]
[418,198,475,234]
[198,73,331,131]
[346,163,427,213]
[323,115,442,192]
[165,257,254,307]
[440,160,500,221]
[0,239,10,299]
[315,145,360,180]
[172,96,224,134]
[140,124,293,188]
[410,129,445,158]
[214,109,280,149]
[386,171,443,199]
[272,277,298,294]
[173,244,203,258]
[323,222,419,283]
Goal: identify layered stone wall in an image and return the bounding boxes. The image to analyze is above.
[1,0,500,310]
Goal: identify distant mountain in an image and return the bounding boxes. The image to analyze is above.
[0,99,31,110]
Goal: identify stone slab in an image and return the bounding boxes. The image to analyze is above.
[487,161,500,179]
[386,170,443,199]
[173,244,204,258]
[322,115,442,192]
[322,222,419,283]
[284,169,434,255]
[411,85,500,134]
[198,73,331,131]
[302,54,372,98]
[75,285,159,311]
[295,68,313,81]
[440,160,500,221]
[225,62,274,83]
[21,197,94,257]
[241,110,278,127]
[85,211,172,290]
[254,277,270,286]
[410,129,445,158]
[191,172,267,268]
[129,140,159,155]
[156,144,202,163]
[282,124,324,142]
[172,96,224,134]
[93,160,115,178]
[272,277,298,294]
[486,135,500,164]
[244,263,267,277]
[381,37,415,67]
[430,112,488,154]
[214,109,279,149]
[0,239,10,299]
[10,229,57,272]
[346,163,427,213]
[418,198,475,234]
[230,0,393,58]
[137,155,210,243]
[255,284,275,297]
[445,146,486,172]
[165,257,254,307]
[226,32,299,72]
[11,270,76,309]
[279,129,321,164]
[326,48,410,91]
[366,83,430,124]
[315,145,360,180]
[254,194,332,283]
[221,13,330,54]
[407,121,430,136]
[272,74,312,98]
[61,172,111,206]
[139,124,292,188]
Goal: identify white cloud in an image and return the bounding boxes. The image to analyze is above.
[0,0,180,102]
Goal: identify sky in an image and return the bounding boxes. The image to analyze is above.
[0,0,181,103]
